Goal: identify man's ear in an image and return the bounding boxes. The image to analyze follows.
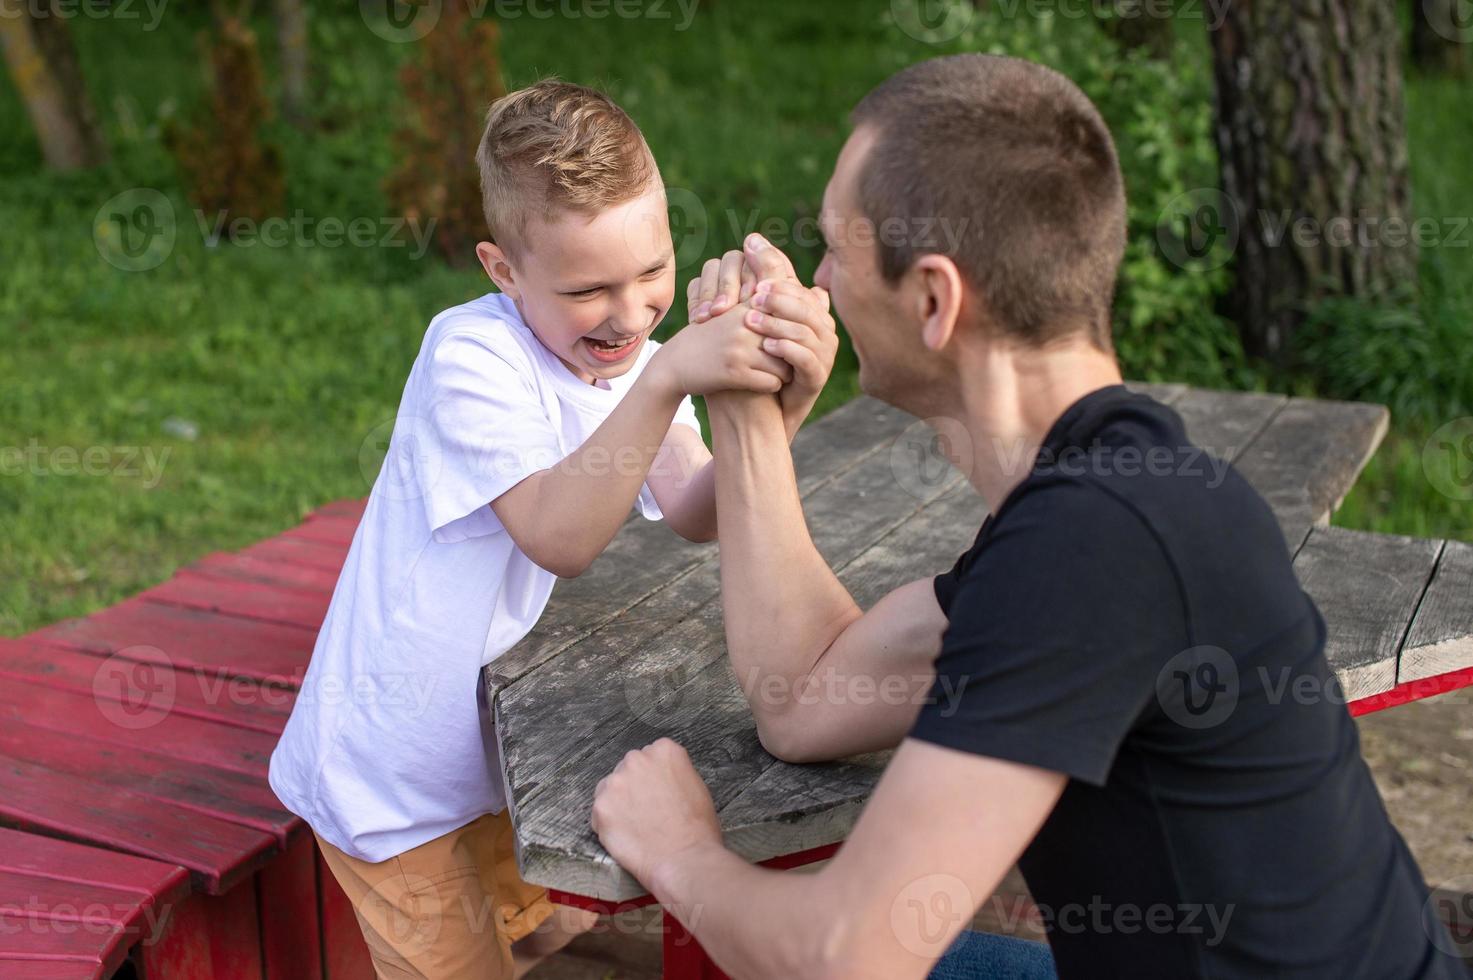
[911,254,966,353]
[476,241,521,302]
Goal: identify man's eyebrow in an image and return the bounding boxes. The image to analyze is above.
[559,254,672,293]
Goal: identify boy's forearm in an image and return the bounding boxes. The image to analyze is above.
[660,456,718,542]
[500,367,685,576]
[709,393,862,727]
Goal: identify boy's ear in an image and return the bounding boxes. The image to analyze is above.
[911,253,965,353]
[476,241,521,301]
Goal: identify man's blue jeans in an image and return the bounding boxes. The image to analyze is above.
[927,930,1057,979]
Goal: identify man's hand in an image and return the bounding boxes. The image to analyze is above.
[688,234,837,439]
[651,301,793,398]
[745,279,838,436]
[590,738,723,889]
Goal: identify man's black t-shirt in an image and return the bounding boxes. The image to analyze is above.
[909,384,1461,979]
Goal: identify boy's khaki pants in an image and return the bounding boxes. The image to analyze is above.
[315,809,555,979]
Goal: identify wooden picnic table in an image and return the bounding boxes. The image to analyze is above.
[1,382,1469,978]
[487,383,1473,977]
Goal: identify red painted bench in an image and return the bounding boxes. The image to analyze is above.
[0,828,189,979]
[0,501,375,978]
[4,481,1470,978]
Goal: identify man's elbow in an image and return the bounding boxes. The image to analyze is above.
[755,710,830,765]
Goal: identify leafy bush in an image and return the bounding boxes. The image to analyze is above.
[913,4,1256,391]
[163,14,285,232]
[383,3,505,266]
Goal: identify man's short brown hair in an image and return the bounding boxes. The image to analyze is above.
[851,54,1126,351]
[476,78,657,255]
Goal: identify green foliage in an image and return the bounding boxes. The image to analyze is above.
[383,5,506,265]
[0,0,1467,634]
[163,15,286,231]
[913,5,1255,390]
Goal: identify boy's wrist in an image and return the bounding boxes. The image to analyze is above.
[643,344,689,408]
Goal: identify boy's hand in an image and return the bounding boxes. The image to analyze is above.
[686,234,799,324]
[744,279,838,436]
[653,301,794,398]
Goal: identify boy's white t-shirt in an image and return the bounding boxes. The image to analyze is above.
[267,290,701,863]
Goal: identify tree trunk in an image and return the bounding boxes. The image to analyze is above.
[1411,0,1466,75]
[1097,0,1175,58]
[0,0,107,169]
[1207,0,1416,366]
[273,0,309,125]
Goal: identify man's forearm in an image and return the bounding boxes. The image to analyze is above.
[652,842,840,980]
[709,393,862,734]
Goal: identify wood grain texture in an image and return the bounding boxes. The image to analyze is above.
[1168,389,1285,464]
[1233,398,1389,551]
[486,397,915,696]
[496,412,965,827]
[1399,538,1473,684]
[509,480,987,898]
[495,386,1404,900]
[1123,381,1188,406]
[1293,526,1441,701]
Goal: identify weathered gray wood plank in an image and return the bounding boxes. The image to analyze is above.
[1399,539,1473,684]
[486,396,914,693]
[509,480,988,898]
[495,426,968,821]
[1234,398,1390,552]
[1292,526,1441,701]
[1124,381,1188,406]
[495,386,1405,901]
[1169,388,1285,464]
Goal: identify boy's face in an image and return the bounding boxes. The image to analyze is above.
[477,184,677,385]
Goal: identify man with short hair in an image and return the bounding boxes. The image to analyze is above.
[590,54,1462,978]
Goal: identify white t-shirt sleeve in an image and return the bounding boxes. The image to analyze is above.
[416,332,562,543]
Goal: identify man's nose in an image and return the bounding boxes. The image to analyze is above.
[814,253,834,292]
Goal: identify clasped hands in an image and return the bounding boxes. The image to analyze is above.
[666,232,838,438]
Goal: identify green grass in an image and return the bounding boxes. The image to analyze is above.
[1,0,1469,634]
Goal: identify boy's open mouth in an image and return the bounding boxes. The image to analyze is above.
[583,333,643,364]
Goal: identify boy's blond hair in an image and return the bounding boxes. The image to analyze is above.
[476,78,658,257]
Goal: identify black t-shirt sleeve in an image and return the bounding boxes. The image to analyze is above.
[911,479,1189,786]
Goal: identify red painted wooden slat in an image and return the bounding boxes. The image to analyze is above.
[0,676,274,780]
[0,961,105,980]
[281,520,358,548]
[258,835,323,980]
[0,725,298,850]
[237,535,347,573]
[0,923,119,974]
[31,598,314,688]
[1348,664,1473,716]
[136,889,211,978]
[308,499,367,521]
[0,827,189,901]
[201,878,263,980]
[316,844,374,980]
[0,828,191,980]
[0,753,277,894]
[143,572,331,633]
[188,552,340,595]
[138,885,264,980]
[0,639,290,736]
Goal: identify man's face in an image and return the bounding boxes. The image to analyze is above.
[487,184,676,385]
[814,128,938,413]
